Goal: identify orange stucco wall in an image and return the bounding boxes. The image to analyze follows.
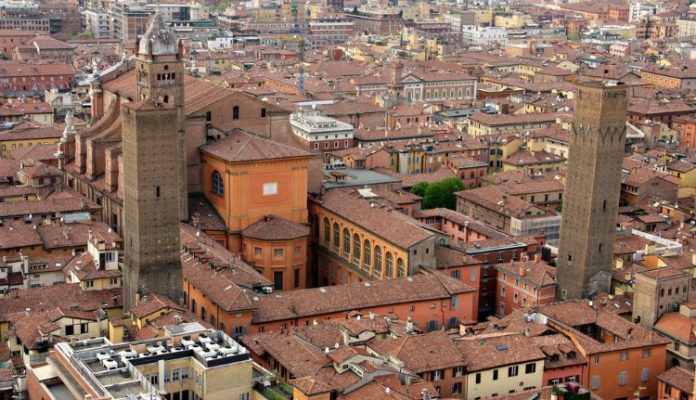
[201,153,309,242]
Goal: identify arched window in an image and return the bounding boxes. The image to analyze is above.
[323,218,330,244]
[212,171,224,196]
[333,223,340,249]
[363,239,371,270]
[343,228,350,257]
[385,252,394,278]
[374,246,382,275]
[397,258,406,277]
[163,95,169,103]
[353,233,361,264]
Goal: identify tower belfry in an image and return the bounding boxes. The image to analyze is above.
[122,14,185,310]
[556,82,628,300]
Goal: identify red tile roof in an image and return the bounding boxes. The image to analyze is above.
[367,330,464,373]
[242,215,309,241]
[251,273,474,323]
[200,129,312,162]
[313,188,433,249]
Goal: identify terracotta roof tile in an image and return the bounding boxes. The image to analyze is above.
[496,260,557,288]
[242,215,309,241]
[456,333,546,371]
[314,188,433,249]
[200,129,312,162]
[0,284,121,324]
[252,273,474,323]
[456,185,536,218]
[367,330,464,373]
[658,366,694,393]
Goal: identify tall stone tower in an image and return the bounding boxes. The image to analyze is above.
[134,12,188,221]
[556,82,627,300]
[122,14,185,310]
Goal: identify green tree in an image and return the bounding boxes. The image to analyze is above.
[410,181,429,197]
[422,177,464,210]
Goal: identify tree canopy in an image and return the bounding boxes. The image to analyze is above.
[410,177,464,210]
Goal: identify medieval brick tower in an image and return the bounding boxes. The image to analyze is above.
[122,14,185,310]
[134,13,188,221]
[556,82,627,300]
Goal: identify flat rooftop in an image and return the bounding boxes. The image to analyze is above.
[323,167,401,189]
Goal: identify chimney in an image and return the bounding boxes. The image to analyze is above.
[519,267,526,277]
[534,253,541,262]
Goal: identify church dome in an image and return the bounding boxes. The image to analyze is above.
[138,13,178,56]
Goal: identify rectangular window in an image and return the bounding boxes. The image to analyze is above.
[620,351,629,361]
[594,355,600,364]
[261,108,266,118]
[643,349,650,358]
[294,269,300,289]
[508,366,519,377]
[80,323,88,334]
[475,372,481,384]
[173,369,180,381]
[254,247,262,257]
[263,182,278,196]
[525,363,536,374]
[274,271,283,291]
[641,367,649,382]
[433,369,443,381]
[619,371,627,386]
[65,325,74,335]
[156,186,160,198]
[591,375,600,390]
[273,248,284,259]
[493,369,498,380]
